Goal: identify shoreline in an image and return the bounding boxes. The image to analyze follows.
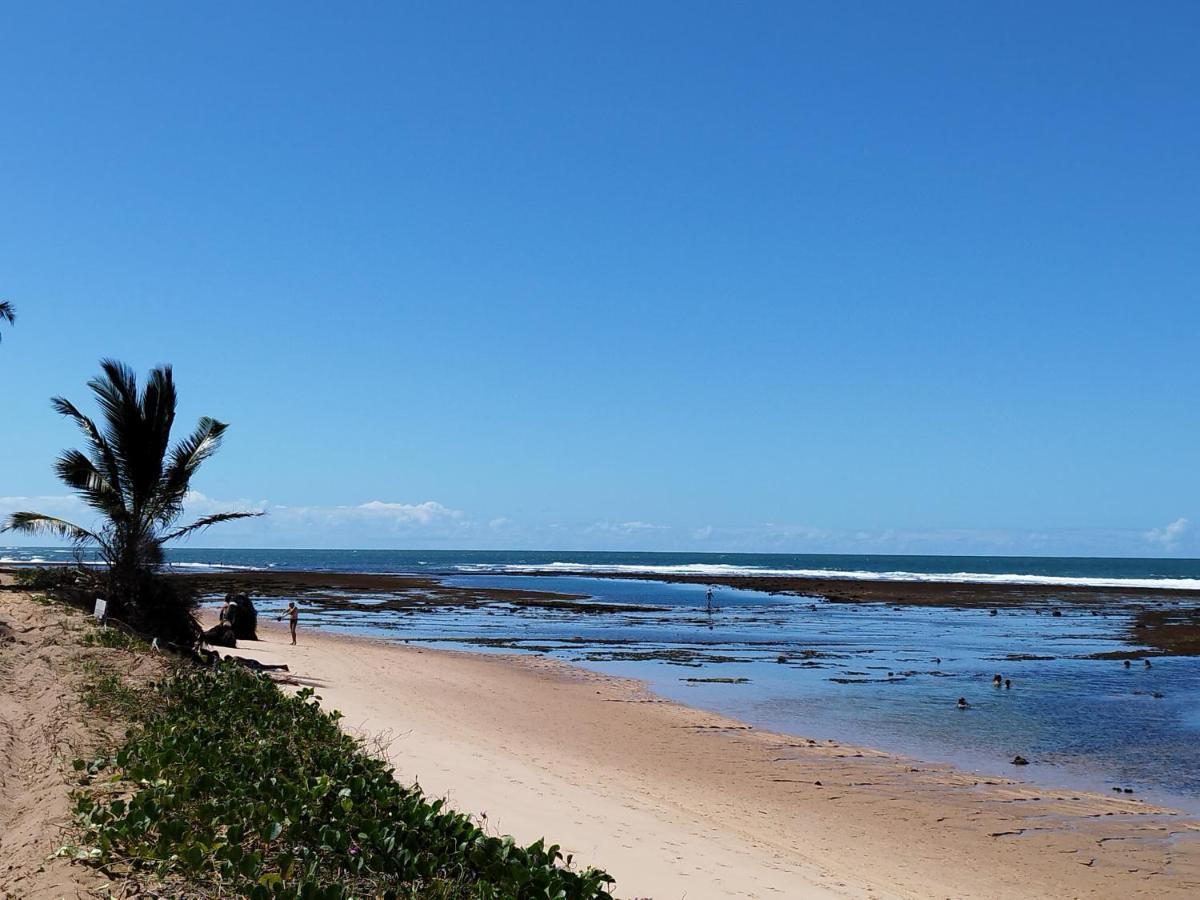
[180,566,1200,600]
[9,560,1189,662]
[7,562,1196,604]
[211,614,1200,899]
[163,566,1200,655]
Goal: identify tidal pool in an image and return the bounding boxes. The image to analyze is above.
[232,574,1200,812]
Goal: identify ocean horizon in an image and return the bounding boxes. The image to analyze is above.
[7,545,1200,809]
[5,546,1200,590]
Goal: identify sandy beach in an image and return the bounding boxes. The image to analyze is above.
[0,588,166,899]
[5,4,1198,894]
[211,615,1200,899]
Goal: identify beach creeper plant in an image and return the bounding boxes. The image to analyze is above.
[2,359,261,642]
[72,663,614,898]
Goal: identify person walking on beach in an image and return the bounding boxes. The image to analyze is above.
[278,601,299,645]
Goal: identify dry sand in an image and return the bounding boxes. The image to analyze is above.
[4,580,1199,900]
[213,617,1200,899]
[0,589,164,899]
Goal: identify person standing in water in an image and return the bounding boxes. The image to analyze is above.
[278,601,299,645]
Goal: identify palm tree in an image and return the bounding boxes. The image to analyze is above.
[0,300,14,341]
[2,359,262,640]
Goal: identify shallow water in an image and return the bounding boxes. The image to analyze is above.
[226,574,1200,812]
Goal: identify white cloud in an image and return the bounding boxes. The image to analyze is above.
[586,520,668,535]
[184,490,268,516]
[0,494,92,520]
[3,492,1195,557]
[252,498,471,540]
[1145,517,1189,550]
[351,500,464,524]
[0,492,476,548]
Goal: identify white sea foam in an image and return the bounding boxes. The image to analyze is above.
[1,557,266,572]
[167,562,267,572]
[462,562,1200,591]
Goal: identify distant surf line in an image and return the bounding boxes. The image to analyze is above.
[461,562,1200,592]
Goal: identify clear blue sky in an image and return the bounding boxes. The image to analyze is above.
[1,2,1197,555]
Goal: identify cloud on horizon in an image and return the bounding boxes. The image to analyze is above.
[1145,517,1189,550]
[0,492,474,547]
[0,493,1194,557]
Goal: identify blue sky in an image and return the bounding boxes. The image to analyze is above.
[1,2,1198,555]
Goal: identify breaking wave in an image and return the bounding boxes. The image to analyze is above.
[458,561,1200,591]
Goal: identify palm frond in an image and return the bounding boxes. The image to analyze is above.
[155,417,229,522]
[89,358,142,488]
[54,449,127,519]
[33,360,254,616]
[141,365,177,474]
[51,396,126,502]
[0,300,13,343]
[2,512,99,544]
[89,358,139,426]
[160,510,263,544]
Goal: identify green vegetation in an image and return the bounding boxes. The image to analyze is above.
[77,659,146,719]
[71,664,614,899]
[14,565,91,591]
[2,359,262,643]
[80,625,149,652]
[7,351,614,896]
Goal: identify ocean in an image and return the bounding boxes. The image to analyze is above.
[5,546,1200,809]
[7,546,1200,589]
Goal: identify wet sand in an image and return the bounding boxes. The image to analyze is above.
[208,614,1200,899]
